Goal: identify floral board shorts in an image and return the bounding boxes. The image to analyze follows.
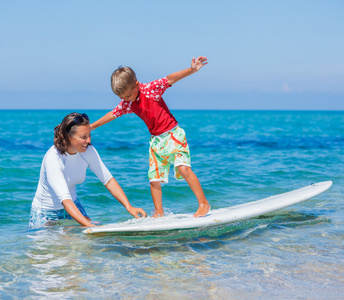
[29,198,89,227]
[148,126,191,183]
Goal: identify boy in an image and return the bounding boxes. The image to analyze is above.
[91,56,210,217]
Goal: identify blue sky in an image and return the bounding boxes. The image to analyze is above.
[0,0,343,110]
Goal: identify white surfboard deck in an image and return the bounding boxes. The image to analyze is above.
[83,181,332,235]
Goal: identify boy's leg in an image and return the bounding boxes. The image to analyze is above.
[150,181,164,217]
[177,165,210,217]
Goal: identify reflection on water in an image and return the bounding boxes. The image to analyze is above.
[17,211,337,299]
[26,227,89,297]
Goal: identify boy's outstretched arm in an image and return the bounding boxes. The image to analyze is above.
[167,56,208,86]
[90,111,116,130]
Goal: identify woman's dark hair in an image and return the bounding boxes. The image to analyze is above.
[54,112,90,155]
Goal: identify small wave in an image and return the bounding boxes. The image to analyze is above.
[191,136,342,151]
[0,138,45,151]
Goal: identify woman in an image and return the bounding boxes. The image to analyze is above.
[29,112,147,227]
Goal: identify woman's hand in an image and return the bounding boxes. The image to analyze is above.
[105,178,147,218]
[62,199,96,227]
[127,206,148,219]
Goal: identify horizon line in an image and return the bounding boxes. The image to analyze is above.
[1,108,344,112]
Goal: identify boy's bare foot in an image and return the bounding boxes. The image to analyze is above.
[193,203,211,217]
[152,210,164,218]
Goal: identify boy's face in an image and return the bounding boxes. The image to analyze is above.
[120,81,140,102]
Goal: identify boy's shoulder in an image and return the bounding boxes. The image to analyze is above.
[140,77,170,95]
[141,77,168,87]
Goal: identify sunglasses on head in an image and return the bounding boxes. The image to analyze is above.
[67,113,89,132]
[73,113,89,124]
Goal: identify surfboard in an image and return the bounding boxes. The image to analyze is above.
[83,181,332,235]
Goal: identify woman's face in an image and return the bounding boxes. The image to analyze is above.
[67,124,91,154]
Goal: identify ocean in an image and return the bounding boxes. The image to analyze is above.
[0,110,343,299]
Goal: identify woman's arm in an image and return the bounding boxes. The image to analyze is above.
[105,178,147,218]
[62,199,95,227]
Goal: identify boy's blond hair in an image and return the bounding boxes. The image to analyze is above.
[111,66,137,96]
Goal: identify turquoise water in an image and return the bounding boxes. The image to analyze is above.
[1,110,343,299]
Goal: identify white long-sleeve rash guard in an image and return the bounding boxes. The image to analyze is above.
[32,145,113,210]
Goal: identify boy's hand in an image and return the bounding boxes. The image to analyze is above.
[167,56,208,85]
[191,56,208,73]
